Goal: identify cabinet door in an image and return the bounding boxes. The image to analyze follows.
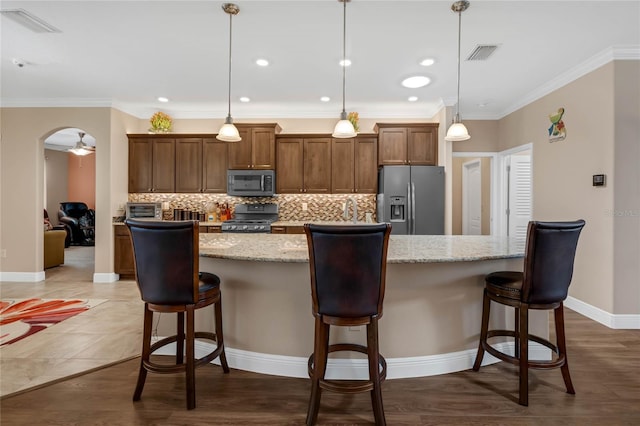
[151,139,175,192]
[331,138,355,193]
[251,127,276,169]
[175,138,203,193]
[355,137,378,193]
[203,138,228,193]
[227,127,252,169]
[114,226,135,276]
[276,138,304,193]
[378,128,407,165]
[407,126,437,165]
[128,138,153,192]
[304,138,331,193]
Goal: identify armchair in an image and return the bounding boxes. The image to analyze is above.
[58,202,95,246]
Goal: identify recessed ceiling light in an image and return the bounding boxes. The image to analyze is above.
[420,58,435,66]
[339,59,351,67]
[408,96,418,102]
[478,102,490,107]
[157,97,169,103]
[401,76,431,88]
[320,96,330,102]
[256,59,269,67]
[239,97,250,103]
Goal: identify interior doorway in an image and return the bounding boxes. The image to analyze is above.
[43,128,96,277]
[462,159,482,235]
[497,144,533,246]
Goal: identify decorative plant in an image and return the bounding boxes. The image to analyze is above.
[149,111,173,133]
[347,112,360,133]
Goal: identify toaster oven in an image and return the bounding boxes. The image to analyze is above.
[125,202,163,220]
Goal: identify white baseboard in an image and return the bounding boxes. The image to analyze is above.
[154,340,551,380]
[93,272,120,283]
[0,271,45,282]
[565,296,640,329]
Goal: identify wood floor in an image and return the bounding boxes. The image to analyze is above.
[1,249,639,424]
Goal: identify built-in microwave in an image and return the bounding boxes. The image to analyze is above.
[126,202,163,220]
[227,169,275,197]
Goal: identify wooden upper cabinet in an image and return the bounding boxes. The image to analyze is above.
[332,136,378,194]
[202,138,228,193]
[276,136,331,193]
[376,123,438,166]
[175,138,203,193]
[303,137,332,193]
[354,136,378,193]
[227,124,280,169]
[331,138,355,193]
[276,138,304,193]
[128,137,175,193]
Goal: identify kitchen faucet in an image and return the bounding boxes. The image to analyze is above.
[343,197,358,223]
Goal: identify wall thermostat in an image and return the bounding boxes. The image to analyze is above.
[593,174,606,187]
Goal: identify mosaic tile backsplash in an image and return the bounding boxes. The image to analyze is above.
[129,193,377,222]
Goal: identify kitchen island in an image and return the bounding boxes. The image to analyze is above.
[159,233,544,379]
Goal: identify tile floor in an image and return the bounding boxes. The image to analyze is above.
[0,246,143,397]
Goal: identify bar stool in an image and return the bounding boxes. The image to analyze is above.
[304,223,392,426]
[125,219,229,410]
[472,220,585,406]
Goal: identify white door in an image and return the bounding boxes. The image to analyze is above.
[462,159,482,235]
[507,154,532,247]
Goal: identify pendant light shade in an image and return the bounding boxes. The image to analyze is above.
[445,1,471,142]
[332,0,357,139]
[217,3,241,142]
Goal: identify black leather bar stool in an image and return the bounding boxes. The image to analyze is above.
[304,223,392,426]
[472,220,585,406]
[125,219,229,410]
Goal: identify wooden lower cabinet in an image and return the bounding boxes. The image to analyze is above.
[114,226,135,277]
[271,225,304,234]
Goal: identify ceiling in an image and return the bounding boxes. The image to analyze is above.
[2,0,639,141]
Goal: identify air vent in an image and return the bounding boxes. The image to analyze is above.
[0,8,61,33]
[466,44,498,61]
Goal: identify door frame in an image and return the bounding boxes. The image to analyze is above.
[452,152,498,235]
[496,143,533,237]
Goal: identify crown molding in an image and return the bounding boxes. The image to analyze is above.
[499,45,640,119]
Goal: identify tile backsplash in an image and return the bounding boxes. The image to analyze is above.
[129,193,377,222]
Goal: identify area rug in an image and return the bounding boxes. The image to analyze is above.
[0,298,106,346]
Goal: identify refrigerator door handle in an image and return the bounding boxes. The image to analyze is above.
[407,182,412,233]
[411,182,416,234]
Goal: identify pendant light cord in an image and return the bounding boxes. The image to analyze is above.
[227,11,233,119]
[455,9,462,120]
[341,0,347,116]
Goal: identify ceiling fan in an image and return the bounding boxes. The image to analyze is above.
[68,132,95,156]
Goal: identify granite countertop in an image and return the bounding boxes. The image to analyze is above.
[199,233,524,264]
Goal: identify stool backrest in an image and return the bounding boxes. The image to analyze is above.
[125,219,199,305]
[305,223,392,319]
[522,220,585,305]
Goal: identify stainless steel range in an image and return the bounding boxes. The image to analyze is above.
[221,203,279,233]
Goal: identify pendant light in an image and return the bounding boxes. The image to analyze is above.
[332,0,357,139]
[68,132,94,156]
[217,3,241,142]
[445,1,471,142]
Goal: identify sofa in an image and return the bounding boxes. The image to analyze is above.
[44,230,66,269]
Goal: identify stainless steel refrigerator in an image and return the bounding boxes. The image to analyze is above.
[377,165,445,235]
